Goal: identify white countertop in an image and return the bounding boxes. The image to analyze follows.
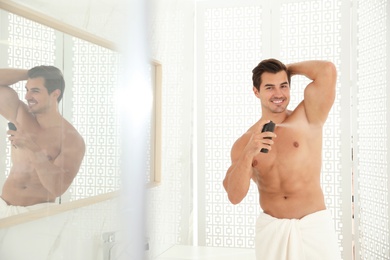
[155,245,256,260]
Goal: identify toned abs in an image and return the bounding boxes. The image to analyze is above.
[251,122,326,219]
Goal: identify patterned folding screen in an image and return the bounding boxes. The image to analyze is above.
[69,38,121,200]
[355,0,389,259]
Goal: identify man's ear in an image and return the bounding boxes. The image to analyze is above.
[253,86,260,98]
[51,89,61,99]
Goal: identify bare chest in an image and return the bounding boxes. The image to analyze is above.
[13,129,62,163]
[251,126,321,185]
[34,132,62,160]
[253,132,306,170]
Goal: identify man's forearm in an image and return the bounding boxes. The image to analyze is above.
[0,68,28,86]
[224,154,253,204]
[287,60,335,80]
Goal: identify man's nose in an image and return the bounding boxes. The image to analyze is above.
[274,87,283,96]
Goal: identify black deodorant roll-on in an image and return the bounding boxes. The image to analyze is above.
[260,121,275,153]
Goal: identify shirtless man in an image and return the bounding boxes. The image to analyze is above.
[223,59,341,259]
[0,66,85,217]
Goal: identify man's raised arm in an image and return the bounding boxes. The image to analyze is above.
[0,68,28,86]
[0,68,29,121]
[287,60,337,125]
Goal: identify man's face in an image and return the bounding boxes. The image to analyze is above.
[253,71,290,113]
[25,77,56,114]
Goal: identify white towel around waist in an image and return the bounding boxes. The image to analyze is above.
[255,209,341,260]
[0,197,54,219]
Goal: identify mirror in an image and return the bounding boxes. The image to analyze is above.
[0,7,123,218]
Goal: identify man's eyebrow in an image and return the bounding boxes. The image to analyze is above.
[25,86,41,91]
[264,81,288,87]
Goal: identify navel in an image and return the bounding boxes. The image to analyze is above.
[252,160,258,167]
[293,141,299,148]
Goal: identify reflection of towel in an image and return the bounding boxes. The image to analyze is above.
[0,197,54,219]
[255,210,341,260]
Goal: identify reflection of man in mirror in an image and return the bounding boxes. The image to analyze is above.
[223,59,341,259]
[0,66,85,218]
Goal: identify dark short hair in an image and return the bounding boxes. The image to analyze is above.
[28,65,65,102]
[252,58,290,91]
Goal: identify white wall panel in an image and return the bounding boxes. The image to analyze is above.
[146,0,195,258]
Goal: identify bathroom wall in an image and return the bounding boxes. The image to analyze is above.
[0,196,121,260]
[147,0,196,257]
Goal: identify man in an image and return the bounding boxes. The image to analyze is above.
[223,59,341,259]
[0,66,85,218]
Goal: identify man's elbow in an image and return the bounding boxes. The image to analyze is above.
[223,179,245,204]
[228,193,244,205]
[50,179,74,197]
[50,186,68,198]
[323,61,337,80]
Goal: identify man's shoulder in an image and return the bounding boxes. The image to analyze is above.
[284,103,310,123]
[61,119,85,144]
[231,130,252,151]
[288,101,328,129]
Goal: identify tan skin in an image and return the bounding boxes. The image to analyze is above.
[223,60,336,219]
[0,69,85,206]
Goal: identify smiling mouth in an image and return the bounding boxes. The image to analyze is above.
[272,99,284,104]
[27,101,37,107]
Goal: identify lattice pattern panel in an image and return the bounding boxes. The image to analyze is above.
[5,13,56,177]
[280,0,343,252]
[69,38,122,200]
[6,13,56,68]
[202,5,264,248]
[356,0,388,259]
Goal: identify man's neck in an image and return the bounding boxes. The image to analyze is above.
[34,111,63,129]
[261,110,291,124]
